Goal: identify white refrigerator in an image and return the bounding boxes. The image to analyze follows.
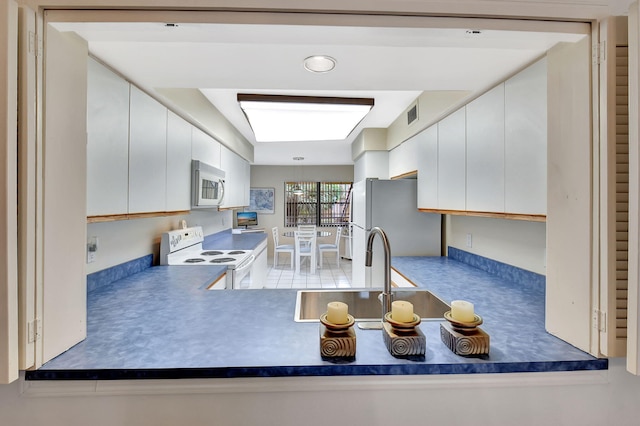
[351,178,441,288]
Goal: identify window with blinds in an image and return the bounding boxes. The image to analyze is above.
[284,182,352,227]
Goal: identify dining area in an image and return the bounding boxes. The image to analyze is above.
[271,225,343,275]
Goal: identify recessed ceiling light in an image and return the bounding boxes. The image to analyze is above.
[303,55,337,73]
[237,94,374,142]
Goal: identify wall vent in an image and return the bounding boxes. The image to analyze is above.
[407,103,418,125]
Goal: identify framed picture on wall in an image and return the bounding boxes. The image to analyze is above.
[249,187,275,214]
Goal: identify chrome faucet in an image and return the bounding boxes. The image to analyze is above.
[365,226,392,321]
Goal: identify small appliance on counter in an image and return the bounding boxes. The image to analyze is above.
[159,225,255,289]
[232,210,265,234]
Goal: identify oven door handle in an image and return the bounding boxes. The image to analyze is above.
[235,255,255,273]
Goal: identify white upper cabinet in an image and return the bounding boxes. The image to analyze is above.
[241,158,251,206]
[414,58,546,218]
[166,111,192,211]
[86,58,130,216]
[437,107,466,211]
[128,86,167,214]
[220,144,250,209]
[417,125,438,209]
[389,134,418,178]
[191,127,221,168]
[505,57,547,215]
[353,151,389,182]
[466,83,506,212]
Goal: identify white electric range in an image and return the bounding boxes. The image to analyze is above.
[160,226,255,289]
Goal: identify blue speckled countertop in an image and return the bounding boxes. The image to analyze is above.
[27,235,605,380]
[203,229,267,250]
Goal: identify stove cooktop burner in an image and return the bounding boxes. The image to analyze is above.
[184,258,206,263]
[201,251,224,256]
[210,257,237,263]
[228,250,246,255]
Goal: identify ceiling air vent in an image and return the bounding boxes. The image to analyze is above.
[407,103,418,125]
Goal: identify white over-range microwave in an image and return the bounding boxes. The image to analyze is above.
[192,160,226,208]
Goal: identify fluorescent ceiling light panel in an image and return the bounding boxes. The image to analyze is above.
[237,94,374,142]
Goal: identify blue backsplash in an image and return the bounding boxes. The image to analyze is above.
[87,254,154,294]
[447,246,545,290]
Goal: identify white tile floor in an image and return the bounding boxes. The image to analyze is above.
[265,254,352,289]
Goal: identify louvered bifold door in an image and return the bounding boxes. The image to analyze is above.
[627,2,640,375]
[599,17,629,358]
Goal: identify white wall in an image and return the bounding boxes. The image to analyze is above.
[250,165,353,258]
[447,215,546,275]
[386,90,471,149]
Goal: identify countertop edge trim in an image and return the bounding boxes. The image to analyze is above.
[24,359,607,382]
[21,364,608,396]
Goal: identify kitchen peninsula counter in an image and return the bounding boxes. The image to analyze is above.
[28,254,605,380]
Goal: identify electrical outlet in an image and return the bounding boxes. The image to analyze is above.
[466,233,472,248]
[87,236,98,263]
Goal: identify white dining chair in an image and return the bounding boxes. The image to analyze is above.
[294,230,317,275]
[296,224,316,250]
[318,227,342,268]
[272,227,294,269]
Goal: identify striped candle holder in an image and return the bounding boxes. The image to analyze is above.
[319,314,356,360]
[440,311,490,356]
[382,313,426,358]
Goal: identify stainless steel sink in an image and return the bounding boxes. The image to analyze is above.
[294,289,449,322]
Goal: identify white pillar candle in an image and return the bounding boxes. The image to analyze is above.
[391,300,414,323]
[451,300,475,323]
[326,301,349,324]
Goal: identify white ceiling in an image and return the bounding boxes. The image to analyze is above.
[52,21,586,165]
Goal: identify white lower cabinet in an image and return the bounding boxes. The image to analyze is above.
[466,84,505,213]
[128,86,168,214]
[437,107,466,211]
[251,239,268,289]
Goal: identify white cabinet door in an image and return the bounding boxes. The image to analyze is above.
[220,145,237,208]
[389,134,418,178]
[505,57,547,215]
[242,158,251,206]
[191,127,221,168]
[220,145,250,209]
[353,151,389,182]
[437,108,466,210]
[128,86,167,213]
[42,23,88,367]
[166,111,192,211]
[86,58,130,216]
[417,125,438,209]
[466,83,505,212]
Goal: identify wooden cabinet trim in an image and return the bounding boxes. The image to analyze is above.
[418,208,546,222]
[87,210,190,223]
